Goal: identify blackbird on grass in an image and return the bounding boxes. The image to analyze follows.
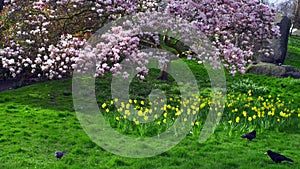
[241,130,256,141]
[55,151,66,160]
[265,150,293,163]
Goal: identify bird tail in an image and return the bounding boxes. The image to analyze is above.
[286,158,293,162]
[241,135,246,138]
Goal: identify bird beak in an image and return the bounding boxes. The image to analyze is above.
[264,152,267,155]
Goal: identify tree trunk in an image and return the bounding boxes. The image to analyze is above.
[290,24,294,36]
[157,62,171,81]
[294,0,300,29]
[0,0,4,12]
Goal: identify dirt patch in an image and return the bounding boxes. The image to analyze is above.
[0,78,49,92]
[0,79,20,92]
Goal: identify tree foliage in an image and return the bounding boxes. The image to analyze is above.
[0,0,279,80]
[277,0,300,30]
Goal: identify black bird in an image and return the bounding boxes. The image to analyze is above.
[281,83,287,88]
[241,130,256,141]
[55,151,66,160]
[265,150,293,163]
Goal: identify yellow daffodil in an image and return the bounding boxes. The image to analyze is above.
[138,110,144,117]
[268,111,274,116]
[135,121,140,125]
[144,116,149,121]
[114,98,118,103]
[163,119,167,123]
[279,111,286,117]
[217,112,222,117]
[102,103,107,109]
[192,110,197,115]
[125,110,130,115]
[175,110,182,116]
[248,90,252,96]
[187,108,191,115]
[200,103,206,109]
[236,117,240,123]
[248,117,252,121]
[163,105,167,111]
[121,102,125,108]
[242,111,247,117]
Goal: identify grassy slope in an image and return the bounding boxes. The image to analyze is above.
[285,36,300,69]
[0,37,299,168]
[0,80,299,169]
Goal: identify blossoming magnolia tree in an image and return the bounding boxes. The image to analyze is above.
[0,0,279,80]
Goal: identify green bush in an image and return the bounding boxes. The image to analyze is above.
[228,78,269,95]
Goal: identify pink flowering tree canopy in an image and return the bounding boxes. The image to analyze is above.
[0,0,279,80]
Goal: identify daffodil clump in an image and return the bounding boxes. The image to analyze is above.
[225,90,300,131]
[99,94,210,136]
[99,90,300,136]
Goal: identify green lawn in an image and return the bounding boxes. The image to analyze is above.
[286,36,300,69]
[0,37,300,168]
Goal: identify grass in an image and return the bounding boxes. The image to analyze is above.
[0,89,299,169]
[285,36,300,69]
[1,74,299,168]
[0,37,299,168]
